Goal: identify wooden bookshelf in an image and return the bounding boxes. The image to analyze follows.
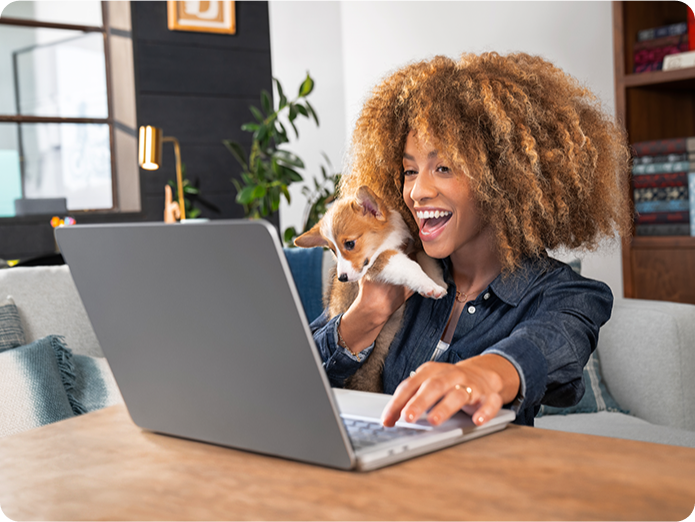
[613,1,695,304]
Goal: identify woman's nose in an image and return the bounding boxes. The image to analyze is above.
[409,171,437,202]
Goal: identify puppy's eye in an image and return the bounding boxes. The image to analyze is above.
[344,240,355,251]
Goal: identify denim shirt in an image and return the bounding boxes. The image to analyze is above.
[310,255,613,426]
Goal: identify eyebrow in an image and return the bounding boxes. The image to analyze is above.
[403,150,439,161]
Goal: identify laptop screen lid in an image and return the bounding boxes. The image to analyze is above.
[56,220,355,469]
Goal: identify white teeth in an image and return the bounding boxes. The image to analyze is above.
[417,210,451,220]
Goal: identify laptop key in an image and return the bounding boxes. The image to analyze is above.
[343,418,425,449]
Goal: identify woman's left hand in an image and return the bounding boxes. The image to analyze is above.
[381,354,520,427]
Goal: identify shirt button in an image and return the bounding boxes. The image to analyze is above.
[483,292,490,300]
[468,306,476,314]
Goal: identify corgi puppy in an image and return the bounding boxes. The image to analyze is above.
[294,185,447,392]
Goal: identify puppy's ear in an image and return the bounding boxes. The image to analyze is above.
[294,223,328,248]
[354,185,385,221]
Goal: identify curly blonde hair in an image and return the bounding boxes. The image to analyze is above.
[340,52,632,272]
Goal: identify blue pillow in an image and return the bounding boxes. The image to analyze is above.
[537,351,627,416]
[0,296,25,352]
[284,247,325,323]
[0,335,86,437]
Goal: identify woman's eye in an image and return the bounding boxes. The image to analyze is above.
[344,240,355,251]
[437,165,451,173]
[403,169,417,177]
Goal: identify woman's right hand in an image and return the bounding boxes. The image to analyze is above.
[337,278,413,354]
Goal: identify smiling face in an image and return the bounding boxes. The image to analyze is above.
[402,131,487,261]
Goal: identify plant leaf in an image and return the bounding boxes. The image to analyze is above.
[223,140,248,169]
[295,104,308,117]
[299,73,314,97]
[275,78,287,109]
[274,150,305,169]
[283,226,297,246]
[240,122,259,132]
[261,89,272,115]
[237,185,256,204]
[250,105,265,122]
[305,100,319,126]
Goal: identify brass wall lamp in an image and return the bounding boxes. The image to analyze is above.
[138,125,186,221]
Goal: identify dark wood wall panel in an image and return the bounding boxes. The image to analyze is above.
[0,1,273,261]
[632,248,695,304]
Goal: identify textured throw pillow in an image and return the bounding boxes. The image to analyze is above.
[0,295,25,352]
[537,351,627,416]
[0,335,86,437]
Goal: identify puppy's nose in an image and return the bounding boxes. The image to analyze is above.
[338,273,348,283]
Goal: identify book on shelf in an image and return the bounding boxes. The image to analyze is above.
[635,223,691,236]
[635,210,689,225]
[637,22,688,42]
[634,199,690,214]
[634,33,688,51]
[633,152,694,165]
[632,161,695,175]
[634,185,689,203]
[662,49,695,70]
[632,172,689,188]
[632,137,695,157]
[634,40,689,71]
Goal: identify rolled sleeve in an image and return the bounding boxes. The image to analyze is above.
[310,311,374,387]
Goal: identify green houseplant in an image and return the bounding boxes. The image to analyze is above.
[283,154,340,246]
[224,74,319,220]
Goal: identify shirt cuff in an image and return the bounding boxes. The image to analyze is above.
[321,314,375,387]
[482,336,548,414]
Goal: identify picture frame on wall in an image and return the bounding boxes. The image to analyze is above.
[167,1,236,35]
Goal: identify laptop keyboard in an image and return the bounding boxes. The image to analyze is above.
[342,417,426,450]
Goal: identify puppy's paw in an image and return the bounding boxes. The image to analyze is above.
[419,282,447,300]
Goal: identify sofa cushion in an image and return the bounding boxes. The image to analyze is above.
[0,296,25,351]
[535,411,695,448]
[598,298,695,432]
[537,351,626,416]
[284,247,325,323]
[0,266,102,357]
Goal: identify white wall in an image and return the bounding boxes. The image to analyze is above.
[268,1,347,237]
[270,1,624,298]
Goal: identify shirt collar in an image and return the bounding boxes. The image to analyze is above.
[442,254,550,307]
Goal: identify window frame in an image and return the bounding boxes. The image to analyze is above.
[0,2,124,216]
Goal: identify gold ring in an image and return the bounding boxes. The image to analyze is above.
[455,384,473,396]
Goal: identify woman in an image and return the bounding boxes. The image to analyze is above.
[311,52,632,427]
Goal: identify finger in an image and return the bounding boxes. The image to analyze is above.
[425,384,479,426]
[381,363,441,426]
[381,375,423,427]
[470,393,504,426]
[399,370,464,424]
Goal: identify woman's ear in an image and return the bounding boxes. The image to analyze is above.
[355,185,385,221]
[294,223,328,248]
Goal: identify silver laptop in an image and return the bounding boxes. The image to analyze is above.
[55,220,515,471]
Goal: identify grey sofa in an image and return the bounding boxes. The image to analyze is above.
[1,264,694,448]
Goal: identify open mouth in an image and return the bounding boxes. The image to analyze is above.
[416,210,452,237]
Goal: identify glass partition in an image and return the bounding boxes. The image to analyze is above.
[1,1,103,28]
[0,1,120,217]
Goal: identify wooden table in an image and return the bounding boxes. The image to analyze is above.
[0,405,693,521]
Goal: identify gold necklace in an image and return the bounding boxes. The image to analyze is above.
[455,290,468,303]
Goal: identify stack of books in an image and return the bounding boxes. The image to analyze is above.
[633,22,689,73]
[631,137,695,236]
